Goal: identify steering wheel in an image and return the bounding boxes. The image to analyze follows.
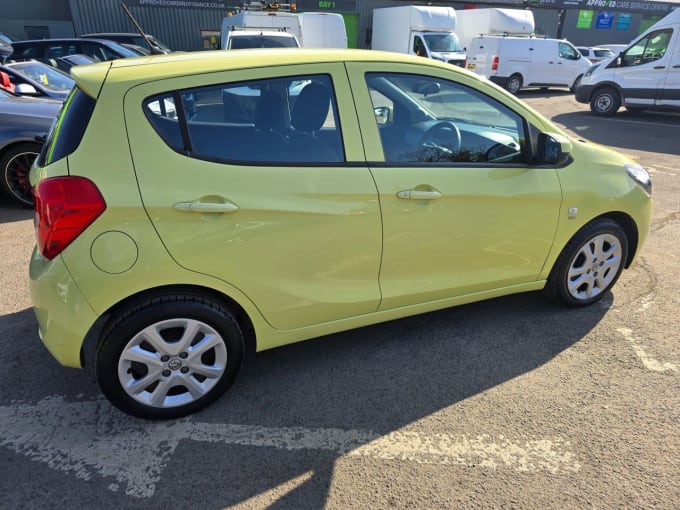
[419,121,461,161]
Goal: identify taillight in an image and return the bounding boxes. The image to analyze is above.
[492,56,499,71]
[33,176,106,260]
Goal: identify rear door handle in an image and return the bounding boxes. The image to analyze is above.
[396,190,442,200]
[173,201,239,213]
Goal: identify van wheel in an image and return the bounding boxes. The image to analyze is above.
[96,295,244,419]
[590,87,621,116]
[505,74,522,94]
[544,219,628,307]
[570,74,583,92]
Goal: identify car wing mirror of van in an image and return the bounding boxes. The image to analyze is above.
[538,132,572,165]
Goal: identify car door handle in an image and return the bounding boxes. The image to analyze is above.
[396,190,442,200]
[654,66,666,69]
[173,201,239,213]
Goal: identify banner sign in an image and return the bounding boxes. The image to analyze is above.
[616,12,632,29]
[577,10,594,28]
[526,0,677,14]
[596,11,614,28]
[127,0,356,10]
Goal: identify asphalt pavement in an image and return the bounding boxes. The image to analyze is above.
[0,90,678,509]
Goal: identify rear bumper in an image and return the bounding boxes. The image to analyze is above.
[489,76,508,89]
[29,247,98,368]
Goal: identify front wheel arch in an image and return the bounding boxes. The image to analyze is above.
[545,218,629,307]
[589,86,622,115]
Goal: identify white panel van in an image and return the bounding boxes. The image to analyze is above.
[466,36,592,94]
[575,8,680,115]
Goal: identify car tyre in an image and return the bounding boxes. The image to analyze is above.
[545,219,628,307]
[0,142,40,207]
[96,295,244,419]
[505,74,522,94]
[590,87,621,116]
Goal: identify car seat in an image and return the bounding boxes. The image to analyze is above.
[289,82,341,162]
[249,89,290,161]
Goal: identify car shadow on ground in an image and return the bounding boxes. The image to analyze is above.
[0,195,32,223]
[185,290,610,508]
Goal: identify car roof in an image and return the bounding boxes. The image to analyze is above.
[71,48,462,97]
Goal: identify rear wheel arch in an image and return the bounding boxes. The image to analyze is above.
[505,73,523,94]
[83,285,257,368]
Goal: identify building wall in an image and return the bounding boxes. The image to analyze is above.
[0,0,75,40]
[69,0,226,51]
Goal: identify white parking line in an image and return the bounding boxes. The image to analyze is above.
[618,327,679,373]
[0,396,581,498]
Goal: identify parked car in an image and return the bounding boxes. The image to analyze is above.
[7,38,139,70]
[30,49,652,419]
[599,44,628,55]
[0,88,60,206]
[81,32,172,54]
[577,46,615,64]
[1,61,74,100]
[57,54,97,73]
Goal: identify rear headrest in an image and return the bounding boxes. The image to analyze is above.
[291,82,330,132]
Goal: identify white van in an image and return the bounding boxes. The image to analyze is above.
[466,36,592,93]
[575,8,680,115]
[298,12,347,48]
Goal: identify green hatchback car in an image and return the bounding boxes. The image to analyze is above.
[30,49,652,419]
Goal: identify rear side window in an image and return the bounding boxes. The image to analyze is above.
[39,87,96,166]
[143,74,344,164]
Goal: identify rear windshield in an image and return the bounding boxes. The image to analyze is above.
[228,35,298,49]
[38,87,96,166]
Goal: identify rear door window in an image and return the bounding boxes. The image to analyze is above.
[143,74,344,164]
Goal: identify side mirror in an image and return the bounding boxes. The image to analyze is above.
[15,83,39,96]
[537,132,572,165]
[374,106,392,126]
[411,81,440,96]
